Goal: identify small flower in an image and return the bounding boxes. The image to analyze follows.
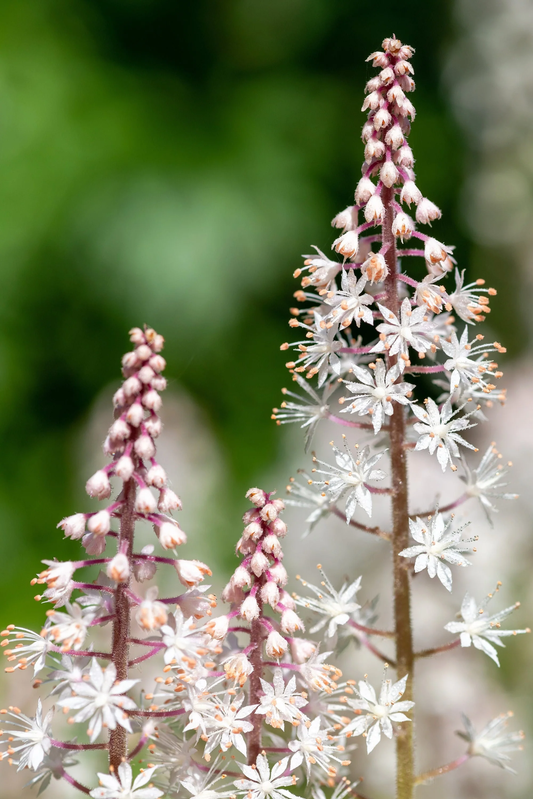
[256,670,308,730]
[460,444,517,524]
[412,398,478,471]
[362,252,388,283]
[300,247,341,291]
[331,207,356,231]
[325,270,374,329]
[58,659,138,742]
[457,712,524,773]
[175,560,212,588]
[44,601,98,650]
[38,561,76,607]
[448,269,495,324]
[364,194,384,224]
[441,329,502,394]
[1,626,51,675]
[289,717,350,778]
[107,553,130,583]
[86,470,112,500]
[285,473,332,536]
[203,693,255,756]
[223,653,254,686]
[272,374,335,452]
[160,608,209,670]
[391,211,415,240]
[234,753,296,799]
[332,231,359,258]
[372,297,434,368]
[90,762,162,798]
[295,569,361,639]
[415,197,442,224]
[287,313,344,387]
[340,360,413,433]
[444,587,530,666]
[399,513,476,591]
[136,586,168,631]
[343,670,414,753]
[265,631,288,659]
[0,700,53,771]
[23,748,78,794]
[58,513,86,540]
[299,647,341,693]
[311,438,387,519]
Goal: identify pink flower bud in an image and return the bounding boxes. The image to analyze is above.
[364,138,385,162]
[58,513,86,540]
[135,487,157,514]
[262,534,282,558]
[373,107,391,130]
[250,550,269,577]
[331,206,355,231]
[113,388,126,408]
[354,177,376,205]
[333,231,359,259]
[85,470,111,500]
[365,77,381,93]
[122,351,139,370]
[109,419,131,441]
[115,455,135,481]
[222,580,245,605]
[415,197,442,224]
[393,144,414,167]
[379,66,395,85]
[400,181,422,206]
[175,559,212,587]
[158,521,186,549]
[392,212,415,241]
[146,463,167,488]
[138,365,155,384]
[290,638,316,664]
[243,522,263,541]
[126,403,145,427]
[269,562,288,586]
[123,376,142,399]
[364,194,384,224]
[242,509,259,524]
[261,581,280,607]
[265,630,288,659]
[380,161,399,188]
[361,120,374,142]
[271,499,285,512]
[362,253,389,284]
[134,435,156,460]
[158,488,182,512]
[135,344,152,361]
[143,390,162,412]
[129,327,145,345]
[281,609,305,634]
[205,615,229,640]
[151,376,167,392]
[361,90,381,112]
[82,532,107,555]
[152,334,165,352]
[232,565,252,589]
[106,553,130,583]
[260,502,278,523]
[384,124,404,151]
[269,518,287,537]
[87,510,111,535]
[240,595,260,621]
[279,590,296,610]
[144,415,162,438]
[149,354,166,373]
[236,536,255,556]
[246,487,267,507]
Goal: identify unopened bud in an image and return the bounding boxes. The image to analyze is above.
[158,521,186,549]
[240,595,260,622]
[107,553,130,583]
[135,487,157,514]
[87,510,111,536]
[265,630,288,659]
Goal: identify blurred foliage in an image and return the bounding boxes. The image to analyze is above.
[0,0,511,626]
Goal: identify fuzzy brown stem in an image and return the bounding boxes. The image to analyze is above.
[109,476,136,770]
[382,185,415,799]
[247,589,265,765]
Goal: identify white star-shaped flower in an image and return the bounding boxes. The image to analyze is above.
[412,398,477,471]
[285,473,332,537]
[325,270,374,329]
[343,671,414,753]
[90,762,162,798]
[289,717,349,778]
[372,297,434,369]
[441,328,502,394]
[457,712,524,773]
[340,360,413,432]
[399,512,476,591]
[0,700,53,771]
[256,670,308,729]
[288,313,344,386]
[1,626,51,675]
[160,608,209,671]
[234,753,296,799]
[273,374,335,452]
[460,444,517,524]
[203,693,255,756]
[295,569,361,639]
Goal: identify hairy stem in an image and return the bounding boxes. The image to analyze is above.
[109,476,136,770]
[382,184,415,799]
[414,754,470,785]
[247,589,265,765]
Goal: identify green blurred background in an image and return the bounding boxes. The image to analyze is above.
[0,1,530,794]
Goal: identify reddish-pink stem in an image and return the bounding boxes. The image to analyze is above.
[415,638,461,659]
[415,754,470,785]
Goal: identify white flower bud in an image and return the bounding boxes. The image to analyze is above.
[135,487,157,514]
[149,354,166,373]
[146,463,167,488]
[144,415,162,438]
[236,536,255,556]
[400,181,422,206]
[333,230,359,259]
[398,75,415,92]
[151,375,167,392]
[109,419,131,441]
[271,499,285,512]
[158,521,187,549]
[85,470,111,500]
[384,125,404,150]
[380,161,399,188]
[364,138,385,161]
[107,553,130,583]
[261,581,280,607]
[416,197,442,224]
[243,522,263,541]
[395,59,413,76]
[392,212,415,241]
[290,638,316,664]
[222,580,245,605]
[269,518,287,537]
[242,509,259,524]
[126,403,145,427]
[205,615,229,640]
[279,590,296,610]
[265,630,288,659]
[425,237,449,265]
[246,487,267,507]
[269,562,288,586]
[361,120,375,142]
[361,91,381,112]
[262,534,282,558]
[331,206,355,231]
[379,66,395,85]
[122,351,139,370]
[134,435,155,460]
[394,145,414,168]
[365,77,381,93]
[250,550,269,577]
[362,252,389,283]
[158,488,182,512]
[143,390,162,412]
[135,344,152,361]
[123,376,142,399]
[280,609,305,634]
[175,559,212,587]
[152,334,165,352]
[223,653,253,685]
[136,589,168,631]
[233,565,252,589]
[354,177,376,205]
[113,388,126,408]
[58,513,86,540]
[399,98,415,118]
[260,503,278,522]
[115,455,135,481]
[240,595,260,622]
[373,107,391,130]
[138,365,155,384]
[387,85,406,105]
[82,532,107,555]
[87,510,111,536]
[129,327,145,345]
[364,194,384,224]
